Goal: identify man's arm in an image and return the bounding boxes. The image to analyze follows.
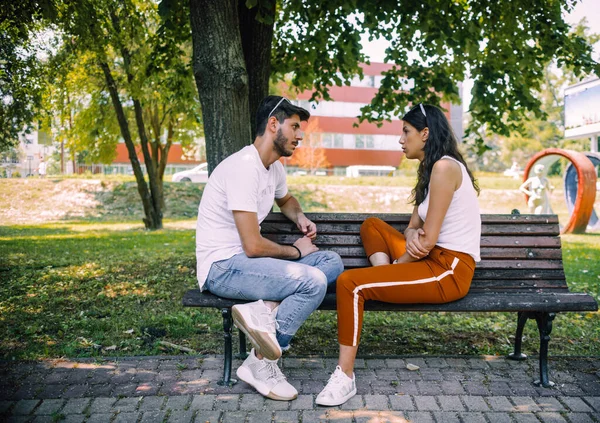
[233,210,317,259]
[276,193,317,239]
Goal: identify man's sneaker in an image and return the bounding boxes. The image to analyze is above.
[232,300,281,360]
[236,349,298,401]
[316,365,357,406]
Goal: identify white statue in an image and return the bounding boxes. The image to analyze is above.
[519,164,554,214]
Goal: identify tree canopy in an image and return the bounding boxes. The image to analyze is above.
[44,0,201,229]
[465,20,600,172]
[0,0,57,152]
[191,0,600,170]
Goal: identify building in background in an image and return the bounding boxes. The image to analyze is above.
[4,63,463,178]
[0,130,55,177]
[283,62,462,175]
[107,140,205,176]
[564,76,600,152]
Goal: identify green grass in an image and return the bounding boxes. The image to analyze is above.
[1,174,598,359]
[1,220,598,360]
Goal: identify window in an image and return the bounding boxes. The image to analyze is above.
[355,135,365,149]
[333,134,343,148]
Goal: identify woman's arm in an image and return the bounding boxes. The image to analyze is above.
[403,206,427,260]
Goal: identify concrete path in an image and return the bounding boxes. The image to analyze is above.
[1,354,599,422]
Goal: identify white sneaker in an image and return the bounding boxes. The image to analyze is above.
[236,349,298,401]
[232,300,281,360]
[316,365,357,406]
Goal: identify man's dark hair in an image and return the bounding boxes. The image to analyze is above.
[255,96,310,136]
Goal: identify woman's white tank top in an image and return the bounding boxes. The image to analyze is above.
[417,156,481,261]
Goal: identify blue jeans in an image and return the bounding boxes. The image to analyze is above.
[204,251,344,350]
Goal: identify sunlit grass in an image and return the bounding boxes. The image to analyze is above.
[0,174,598,359]
[0,218,598,360]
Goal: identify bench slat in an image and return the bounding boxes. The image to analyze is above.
[469,280,568,289]
[264,213,560,225]
[265,234,562,248]
[330,266,567,282]
[338,258,564,270]
[261,222,560,236]
[182,290,597,313]
[313,246,563,260]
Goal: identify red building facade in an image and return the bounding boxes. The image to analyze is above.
[283,62,460,174]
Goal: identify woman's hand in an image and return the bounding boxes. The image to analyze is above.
[405,227,429,259]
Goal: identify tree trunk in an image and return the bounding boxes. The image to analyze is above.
[99,61,160,230]
[119,44,163,230]
[132,98,163,229]
[238,2,276,140]
[189,0,252,173]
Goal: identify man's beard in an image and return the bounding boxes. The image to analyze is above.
[273,128,293,157]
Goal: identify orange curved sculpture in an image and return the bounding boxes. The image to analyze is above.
[523,148,597,234]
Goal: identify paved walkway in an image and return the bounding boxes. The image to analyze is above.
[1,354,599,422]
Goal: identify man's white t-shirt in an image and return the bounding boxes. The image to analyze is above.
[195,145,288,289]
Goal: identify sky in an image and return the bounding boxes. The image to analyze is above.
[361,0,600,109]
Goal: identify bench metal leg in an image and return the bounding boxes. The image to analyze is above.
[533,312,556,388]
[218,307,237,386]
[507,311,529,361]
[237,330,248,359]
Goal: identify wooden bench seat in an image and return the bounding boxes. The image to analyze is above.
[183,212,598,387]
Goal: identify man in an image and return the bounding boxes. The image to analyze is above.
[195,96,344,401]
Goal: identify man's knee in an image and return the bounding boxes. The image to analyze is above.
[321,250,344,273]
[303,268,328,297]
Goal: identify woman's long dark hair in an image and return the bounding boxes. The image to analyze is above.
[402,104,479,205]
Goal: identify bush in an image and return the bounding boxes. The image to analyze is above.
[12,171,21,178]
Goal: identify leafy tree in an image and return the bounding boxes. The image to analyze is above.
[288,118,331,174]
[42,0,202,229]
[0,1,57,152]
[190,0,600,171]
[466,20,600,171]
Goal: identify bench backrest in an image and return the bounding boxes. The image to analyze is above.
[261,213,567,294]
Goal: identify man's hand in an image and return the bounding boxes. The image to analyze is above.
[296,214,317,239]
[405,228,429,259]
[293,236,319,257]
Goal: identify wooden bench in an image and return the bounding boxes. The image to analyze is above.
[183,212,598,387]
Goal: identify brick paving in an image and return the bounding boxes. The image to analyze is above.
[0,355,598,422]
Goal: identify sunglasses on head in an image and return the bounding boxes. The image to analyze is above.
[268,97,291,118]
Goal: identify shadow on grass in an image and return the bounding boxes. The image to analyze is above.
[0,225,73,237]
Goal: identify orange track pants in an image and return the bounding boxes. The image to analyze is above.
[337,217,476,346]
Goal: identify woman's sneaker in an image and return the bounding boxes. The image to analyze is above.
[316,365,357,406]
[236,349,298,401]
[232,300,281,360]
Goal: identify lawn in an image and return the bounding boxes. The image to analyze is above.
[0,175,599,360]
[1,221,599,360]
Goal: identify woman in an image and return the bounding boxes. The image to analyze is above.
[316,104,481,406]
